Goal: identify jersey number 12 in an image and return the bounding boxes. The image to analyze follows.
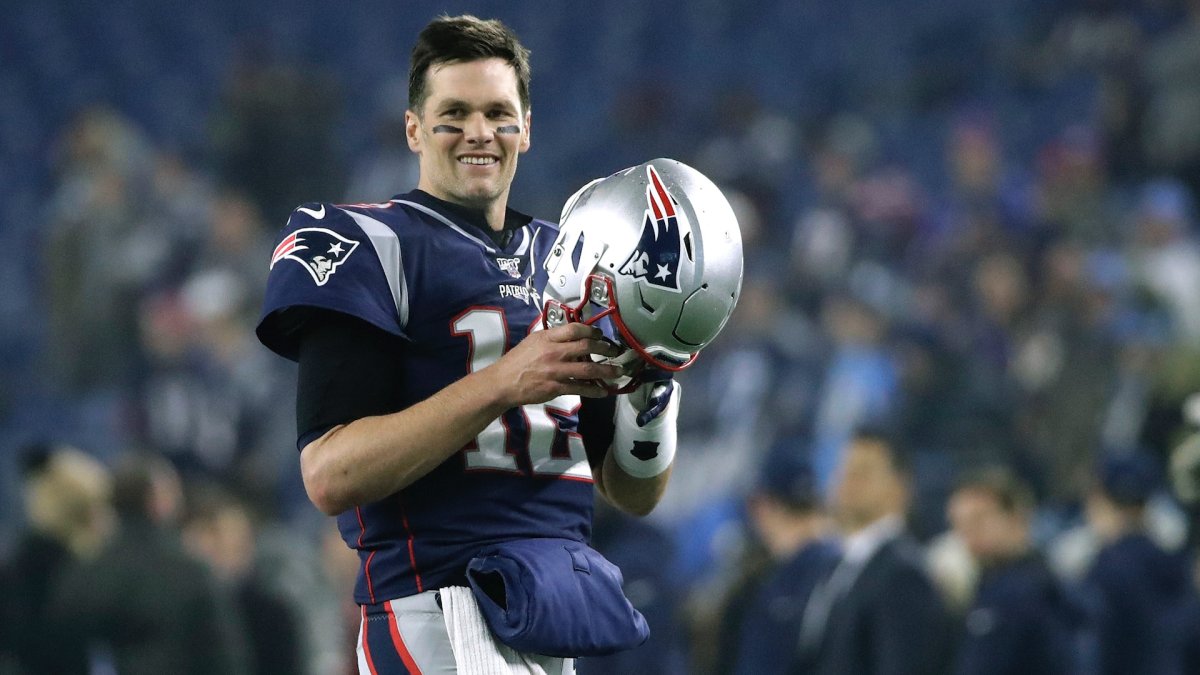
[452,308,592,481]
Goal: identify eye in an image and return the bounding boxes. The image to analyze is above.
[487,108,515,120]
[442,107,465,118]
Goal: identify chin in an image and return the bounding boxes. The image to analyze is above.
[459,184,505,206]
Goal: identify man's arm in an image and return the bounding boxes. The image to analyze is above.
[300,321,621,515]
[596,456,672,517]
[590,380,679,517]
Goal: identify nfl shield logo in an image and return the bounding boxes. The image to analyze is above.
[496,256,523,279]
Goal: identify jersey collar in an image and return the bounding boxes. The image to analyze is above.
[400,190,534,251]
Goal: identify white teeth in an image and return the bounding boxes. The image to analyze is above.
[459,156,497,165]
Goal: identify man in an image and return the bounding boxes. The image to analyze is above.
[47,453,250,675]
[0,444,113,675]
[256,15,733,674]
[1084,454,1197,675]
[806,429,949,675]
[182,484,305,675]
[724,451,839,675]
[947,467,1078,675]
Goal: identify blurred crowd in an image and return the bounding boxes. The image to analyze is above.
[5,0,1200,674]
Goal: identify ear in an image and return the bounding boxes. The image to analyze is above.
[519,110,532,153]
[405,109,422,154]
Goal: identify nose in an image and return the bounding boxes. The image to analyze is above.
[462,112,494,145]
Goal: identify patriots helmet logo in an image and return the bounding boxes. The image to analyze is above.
[270,227,360,286]
[618,166,685,292]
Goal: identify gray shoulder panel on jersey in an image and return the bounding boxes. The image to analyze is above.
[513,227,531,256]
[390,199,497,254]
[338,208,410,331]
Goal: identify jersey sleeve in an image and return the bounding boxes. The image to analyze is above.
[256,203,410,361]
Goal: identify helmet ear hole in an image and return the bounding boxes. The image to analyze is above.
[571,236,584,270]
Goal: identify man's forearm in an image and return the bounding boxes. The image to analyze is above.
[300,368,509,515]
[298,323,621,515]
[594,380,679,516]
[598,453,671,517]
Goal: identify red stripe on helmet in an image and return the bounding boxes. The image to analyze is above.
[647,166,675,217]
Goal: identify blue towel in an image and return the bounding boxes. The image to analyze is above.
[466,538,650,657]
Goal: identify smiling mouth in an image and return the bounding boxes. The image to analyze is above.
[459,156,498,166]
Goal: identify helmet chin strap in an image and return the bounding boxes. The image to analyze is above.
[593,349,644,395]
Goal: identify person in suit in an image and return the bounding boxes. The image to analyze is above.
[1084,453,1198,675]
[181,483,306,675]
[724,451,840,675]
[807,428,950,675]
[947,467,1080,675]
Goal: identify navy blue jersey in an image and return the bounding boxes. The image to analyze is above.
[257,190,595,605]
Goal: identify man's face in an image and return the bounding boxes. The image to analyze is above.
[406,57,531,213]
[949,488,1023,563]
[833,439,904,530]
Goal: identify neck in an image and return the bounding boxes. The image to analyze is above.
[482,197,507,231]
[769,516,827,559]
[844,511,898,536]
[980,542,1031,569]
[416,182,510,232]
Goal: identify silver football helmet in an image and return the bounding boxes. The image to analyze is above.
[543,158,744,373]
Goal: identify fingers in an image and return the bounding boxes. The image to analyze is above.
[569,338,622,361]
[562,380,611,399]
[558,360,622,382]
[544,322,602,342]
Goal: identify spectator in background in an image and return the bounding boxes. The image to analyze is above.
[44,106,159,389]
[1084,453,1198,675]
[210,45,343,223]
[806,429,950,675]
[189,189,272,301]
[0,444,113,675]
[1142,4,1200,197]
[721,451,839,675]
[128,268,293,508]
[1127,178,1200,342]
[47,453,250,675]
[1018,241,1121,503]
[947,467,1080,675]
[182,483,304,675]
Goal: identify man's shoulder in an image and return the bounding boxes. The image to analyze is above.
[278,199,431,239]
[857,535,936,595]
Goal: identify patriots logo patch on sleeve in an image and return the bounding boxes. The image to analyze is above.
[618,165,686,292]
[270,227,360,286]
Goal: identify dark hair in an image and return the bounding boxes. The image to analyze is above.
[408,15,531,115]
[19,441,54,477]
[953,466,1036,515]
[111,453,175,519]
[183,481,231,521]
[849,425,912,477]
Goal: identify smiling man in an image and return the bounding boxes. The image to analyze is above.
[255,15,683,675]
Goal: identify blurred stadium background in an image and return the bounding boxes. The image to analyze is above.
[3,0,1200,673]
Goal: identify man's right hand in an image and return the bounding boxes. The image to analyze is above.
[487,323,623,405]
